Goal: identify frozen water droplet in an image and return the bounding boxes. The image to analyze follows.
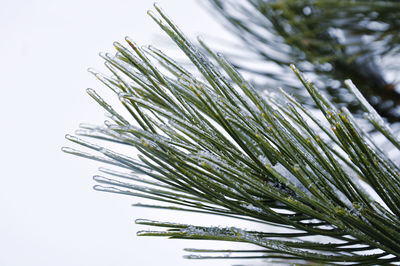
[87,68,98,75]
[65,134,76,141]
[125,36,137,49]
[86,88,96,95]
[118,92,128,102]
[113,41,123,50]
[303,6,312,16]
[61,147,74,153]
[104,120,113,127]
[93,175,107,182]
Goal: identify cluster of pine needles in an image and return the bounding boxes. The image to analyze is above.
[64,5,400,265]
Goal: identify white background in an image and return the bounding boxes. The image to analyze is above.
[0,1,263,265]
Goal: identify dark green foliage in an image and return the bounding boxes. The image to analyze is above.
[207,0,400,121]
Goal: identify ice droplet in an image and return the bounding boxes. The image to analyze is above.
[303,6,312,16]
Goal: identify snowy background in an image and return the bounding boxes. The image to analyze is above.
[0,1,264,265]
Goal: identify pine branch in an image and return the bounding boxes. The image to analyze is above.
[64,4,400,265]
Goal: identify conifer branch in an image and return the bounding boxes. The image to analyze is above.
[64,4,400,264]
